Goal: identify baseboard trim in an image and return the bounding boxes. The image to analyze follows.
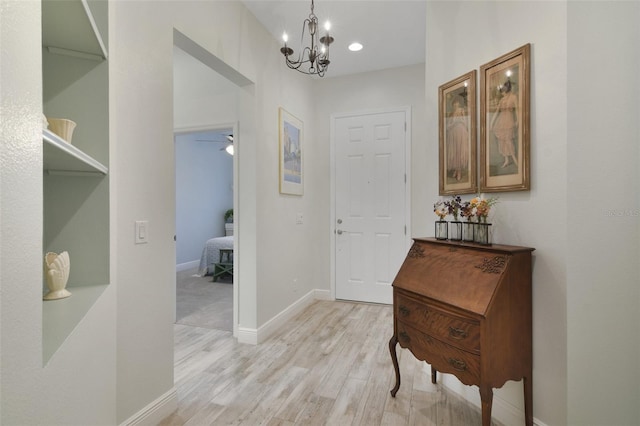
[237,326,258,345]
[176,260,199,272]
[119,387,177,426]
[313,288,332,300]
[237,288,331,345]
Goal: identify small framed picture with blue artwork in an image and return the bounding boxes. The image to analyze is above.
[279,107,304,196]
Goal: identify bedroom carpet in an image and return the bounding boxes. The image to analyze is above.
[176,267,233,331]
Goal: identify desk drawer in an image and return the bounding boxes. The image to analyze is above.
[396,321,480,386]
[395,292,480,353]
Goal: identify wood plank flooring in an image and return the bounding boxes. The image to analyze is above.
[160,300,498,425]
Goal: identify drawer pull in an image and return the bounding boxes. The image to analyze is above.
[448,358,467,371]
[398,331,411,343]
[398,305,410,317]
[448,326,468,340]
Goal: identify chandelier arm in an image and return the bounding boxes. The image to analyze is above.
[286,55,306,70]
[299,19,310,46]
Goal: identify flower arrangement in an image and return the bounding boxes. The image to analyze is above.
[470,196,499,222]
[460,201,475,221]
[432,195,498,243]
[444,195,462,221]
[433,199,447,220]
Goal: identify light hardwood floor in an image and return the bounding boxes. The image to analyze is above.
[160,300,498,425]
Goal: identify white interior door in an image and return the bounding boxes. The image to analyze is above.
[334,110,408,304]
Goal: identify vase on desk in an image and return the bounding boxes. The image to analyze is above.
[474,222,492,245]
[449,221,462,241]
[462,221,474,242]
[435,221,448,240]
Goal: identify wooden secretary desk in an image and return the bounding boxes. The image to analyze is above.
[389,238,534,426]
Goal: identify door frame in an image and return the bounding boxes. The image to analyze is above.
[329,106,412,301]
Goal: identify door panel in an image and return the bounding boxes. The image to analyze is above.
[335,110,407,304]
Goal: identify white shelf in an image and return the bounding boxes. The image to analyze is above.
[43,129,108,175]
[42,284,108,364]
[42,0,107,59]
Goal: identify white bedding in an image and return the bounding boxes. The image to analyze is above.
[197,235,234,276]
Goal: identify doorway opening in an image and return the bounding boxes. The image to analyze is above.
[172,29,250,335]
[175,126,234,331]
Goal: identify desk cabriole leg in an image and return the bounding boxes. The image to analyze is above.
[389,335,400,397]
[479,385,493,426]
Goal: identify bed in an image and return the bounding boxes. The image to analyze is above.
[197,235,234,276]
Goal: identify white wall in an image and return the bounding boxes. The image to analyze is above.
[172,44,239,130]
[427,2,639,425]
[111,1,316,421]
[426,2,568,425]
[0,1,117,424]
[254,55,319,326]
[566,2,640,424]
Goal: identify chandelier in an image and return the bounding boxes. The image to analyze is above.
[280,0,334,77]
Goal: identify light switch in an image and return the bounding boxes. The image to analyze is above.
[135,220,148,244]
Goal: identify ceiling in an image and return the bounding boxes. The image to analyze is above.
[242,0,427,78]
[173,0,426,90]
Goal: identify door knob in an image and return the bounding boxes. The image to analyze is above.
[337,229,343,235]
[337,219,343,224]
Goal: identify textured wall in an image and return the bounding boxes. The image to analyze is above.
[1,0,116,424]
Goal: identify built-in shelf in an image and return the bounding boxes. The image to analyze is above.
[41,0,110,366]
[42,284,108,363]
[43,130,108,175]
[42,0,107,60]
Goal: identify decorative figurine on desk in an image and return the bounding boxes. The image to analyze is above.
[44,251,71,300]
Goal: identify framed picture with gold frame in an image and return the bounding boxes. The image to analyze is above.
[480,43,531,192]
[279,107,304,195]
[439,70,477,195]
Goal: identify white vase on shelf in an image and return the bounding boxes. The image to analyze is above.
[47,118,76,144]
[44,251,71,300]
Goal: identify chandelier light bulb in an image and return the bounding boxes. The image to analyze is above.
[325,21,331,31]
[348,42,363,52]
[282,32,289,43]
[506,69,512,77]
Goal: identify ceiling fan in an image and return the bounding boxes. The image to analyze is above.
[195,134,234,155]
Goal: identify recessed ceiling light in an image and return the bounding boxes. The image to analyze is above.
[348,42,363,52]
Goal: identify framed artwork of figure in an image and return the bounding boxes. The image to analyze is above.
[439,70,477,195]
[480,43,531,192]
